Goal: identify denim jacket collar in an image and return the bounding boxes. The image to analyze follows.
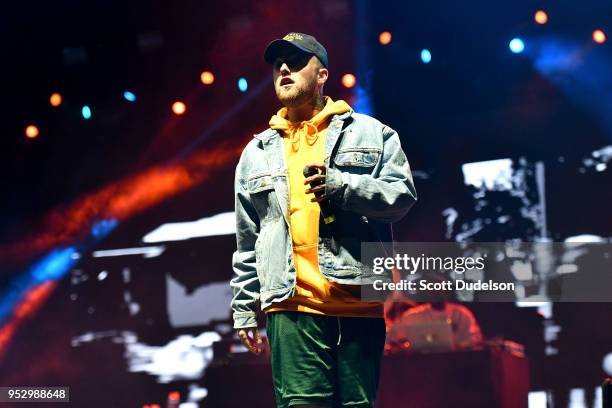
[253,110,353,142]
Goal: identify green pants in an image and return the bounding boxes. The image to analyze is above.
[266,311,386,408]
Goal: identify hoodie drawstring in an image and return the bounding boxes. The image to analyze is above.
[337,317,342,346]
[289,121,319,152]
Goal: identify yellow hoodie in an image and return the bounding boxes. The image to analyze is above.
[265,96,383,317]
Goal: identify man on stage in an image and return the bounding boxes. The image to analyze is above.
[231,32,417,408]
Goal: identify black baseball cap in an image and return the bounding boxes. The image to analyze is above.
[264,32,328,68]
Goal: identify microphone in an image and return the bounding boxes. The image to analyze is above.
[304,165,336,224]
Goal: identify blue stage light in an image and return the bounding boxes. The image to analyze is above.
[123,91,137,102]
[31,247,78,282]
[420,49,432,64]
[238,78,248,92]
[82,105,92,119]
[91,218,119,239]
[509,38,525,54]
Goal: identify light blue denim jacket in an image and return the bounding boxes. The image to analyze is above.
[230,110,417,329]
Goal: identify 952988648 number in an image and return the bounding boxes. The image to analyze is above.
[0,387,70,402]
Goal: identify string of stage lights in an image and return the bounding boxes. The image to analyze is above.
[21,9,607,142]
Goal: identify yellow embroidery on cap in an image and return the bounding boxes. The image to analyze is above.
[283,33,303,42]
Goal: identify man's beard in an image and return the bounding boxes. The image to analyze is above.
[276,80,317,108]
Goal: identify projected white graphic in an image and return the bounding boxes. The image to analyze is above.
[143,211,236,243]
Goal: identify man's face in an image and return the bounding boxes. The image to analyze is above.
[272,51,324,108]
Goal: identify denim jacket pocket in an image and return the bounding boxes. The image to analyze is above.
[246,172,279,222]
[247,172,274,193]
[333,148,381,174]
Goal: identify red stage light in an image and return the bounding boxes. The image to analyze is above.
[534,10,548,25]
[25,125,39,139]
[379,31,392,45]
[593,29,606,44]
[341,74,356,88]
[172,101,187,115]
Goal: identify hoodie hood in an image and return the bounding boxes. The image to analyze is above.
[269,96,352,152]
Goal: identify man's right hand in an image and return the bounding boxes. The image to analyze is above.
[237,327,264,355]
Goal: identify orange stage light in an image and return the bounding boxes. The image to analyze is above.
[593,29,606,44]
[200,71,215,85]
[50,92,62,107]
[534,10,548,25]
[172,101,187,115]
[25,125,39,139]
[341,74,356,88]
[379,31,392,45]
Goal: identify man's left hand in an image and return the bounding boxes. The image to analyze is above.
[303,162,327,203]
